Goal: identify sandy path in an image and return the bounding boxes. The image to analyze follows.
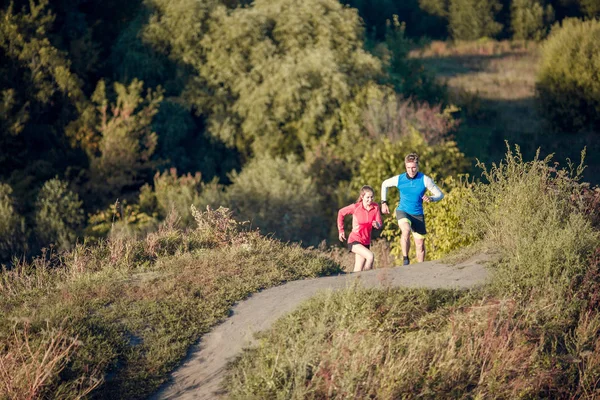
[150,254,490,400]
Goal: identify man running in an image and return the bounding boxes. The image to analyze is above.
[380,153,444,265]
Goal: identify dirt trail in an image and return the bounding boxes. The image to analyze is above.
[150,254,490,400]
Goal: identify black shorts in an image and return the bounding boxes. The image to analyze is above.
[396,210,427,236]
[347,241,370,252]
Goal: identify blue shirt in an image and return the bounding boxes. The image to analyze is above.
[397,172,427,215]
[380,172,444,216]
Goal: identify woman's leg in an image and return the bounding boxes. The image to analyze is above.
[351,244,375,271]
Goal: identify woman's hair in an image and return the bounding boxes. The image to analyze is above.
[405,152,419,164]
[356,185,375,203]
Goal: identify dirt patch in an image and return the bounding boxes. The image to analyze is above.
[150,253,491,399]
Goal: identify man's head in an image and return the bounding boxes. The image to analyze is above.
[404,153,419,178]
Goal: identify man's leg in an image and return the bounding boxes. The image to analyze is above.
[399,219,412,264]
[351,244,374,272]
[413,233,426,262]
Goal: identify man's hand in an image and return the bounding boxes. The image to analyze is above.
[422,195,431,203]
[338,231,346,242]
[381,203,390,214]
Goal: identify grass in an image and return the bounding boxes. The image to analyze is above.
[224,147,600,398]
[0,206,341,399]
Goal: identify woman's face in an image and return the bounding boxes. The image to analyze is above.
[362,191,374,207]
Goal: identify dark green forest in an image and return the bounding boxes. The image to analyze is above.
[1,0,599,263]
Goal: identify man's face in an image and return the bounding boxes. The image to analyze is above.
[405,161,418,178]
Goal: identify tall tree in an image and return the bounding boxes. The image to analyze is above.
[448,0,503,40]
[196,0,384,158]
[0,0,86,205]
[511,0,554,40]
[70,79,163,206]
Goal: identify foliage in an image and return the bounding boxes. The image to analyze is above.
[419,0,449,18]
[142,168,227,227]
[150,100,240,181]
[0,0,87,211]
[419,175,477,259]
[0,321,100,398]
[536,17,600,132]
[34,178,85,252]
[73,79,163,206]
[195,0,384,158]
[448,0,503,40]
[0,208,340,398]
[510,0,554,40]
[86,200,158,240]
[579,0,600,18]
[0,0,85,108]
[227,155,325,246]
[380,16,447,103]
[344,0,447,39]
[224,147,600,400]
[361,94,459,145]
[0,183,26,263]
[465,145,598,294]
[224,280,600,398]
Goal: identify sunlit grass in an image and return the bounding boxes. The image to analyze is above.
[0,207,341,399]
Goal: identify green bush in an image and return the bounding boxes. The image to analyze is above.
[86,169,227,239]
[0,183,26,262]
[448,0,503,40]
[465,145,599,295]
[536,18,600,132]
[420,175,477,259]
[34,178,84,251]
[227,155,325,246]
[510,0,554,40]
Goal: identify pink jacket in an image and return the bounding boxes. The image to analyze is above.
[337,202,382,246]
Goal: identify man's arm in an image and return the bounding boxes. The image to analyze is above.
[380,175,399,214]
[423,175,444,202]
[380,175,399,203]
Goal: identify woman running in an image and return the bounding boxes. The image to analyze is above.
[337,185,383,272]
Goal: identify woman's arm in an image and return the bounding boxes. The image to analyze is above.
[337,204,355,241]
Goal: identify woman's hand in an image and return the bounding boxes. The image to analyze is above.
[338,231,346,242]
[372,220,381,229]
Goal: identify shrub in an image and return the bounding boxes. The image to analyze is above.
[86,200,158,240]
[0,321,100,399]
[34,178,84,252]
[142,168,221,227]
[227,155,326,246]
[536,18,600,132]
[0,183,26,263]
[421,175,477,258]
[465,145,599,295]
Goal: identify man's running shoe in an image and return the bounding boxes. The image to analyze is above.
[403,257,410,266]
